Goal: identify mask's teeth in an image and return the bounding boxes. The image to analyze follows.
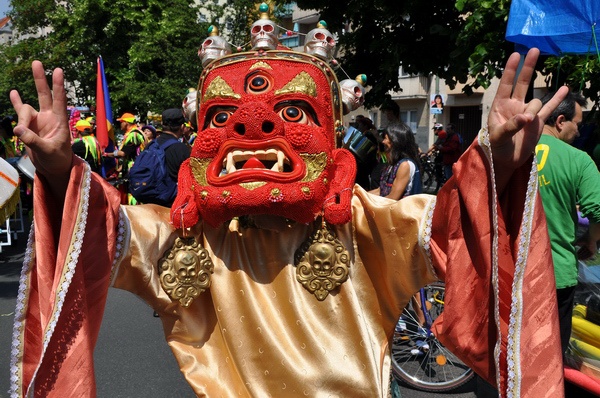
[221,158,227,176]
[226,152,236,174]
[270,158,280,172]
[277,150,286,172]
[223,148,290,174]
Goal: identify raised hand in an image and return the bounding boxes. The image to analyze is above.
[488,48,568,192]
[10,61,73,201]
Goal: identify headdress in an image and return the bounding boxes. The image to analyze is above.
[75,119,93,132]
[116,112,136,123]
[171,3,366,230]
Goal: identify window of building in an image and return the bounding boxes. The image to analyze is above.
[280,35,300,48]
[398,66,411,78]
[400,110,418,132]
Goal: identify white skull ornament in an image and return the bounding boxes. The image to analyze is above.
[251,3,279,50]
[304,21,336,61]
[340,75,367,114]
[182,89,198,129]
[198,25,232,67]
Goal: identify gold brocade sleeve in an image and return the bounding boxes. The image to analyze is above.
[110,204,181,312]
[350,187,438,334]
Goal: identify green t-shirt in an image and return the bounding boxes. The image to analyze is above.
[536,134,600,288]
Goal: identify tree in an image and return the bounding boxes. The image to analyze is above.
[2,0,599,124]
[0,0,210,120]
[199,0,259,51]
[292,0,600,121]
[0,0,280,119]
[292,0,515,108]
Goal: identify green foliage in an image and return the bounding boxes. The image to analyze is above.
[293,0,475,108]
[0,0,212,119]
[3,0,600,122]
[450,0,513,93]
[543,55,600,116]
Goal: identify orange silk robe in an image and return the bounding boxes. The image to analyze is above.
[10,130,563,397]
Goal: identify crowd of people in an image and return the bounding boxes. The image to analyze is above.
[64,107,195,206]
[347,117,463,195]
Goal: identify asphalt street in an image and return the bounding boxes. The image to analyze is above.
[0,221,497,398]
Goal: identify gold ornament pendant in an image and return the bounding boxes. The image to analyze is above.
[294,219,350,300]
[159,237,214,307]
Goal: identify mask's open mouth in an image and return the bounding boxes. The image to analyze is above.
[206,139,306,185]
[222,148,293,175]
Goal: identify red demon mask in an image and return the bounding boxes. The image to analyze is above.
[171,51,356,228]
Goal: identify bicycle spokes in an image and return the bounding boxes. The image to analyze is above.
[391,282,474,392]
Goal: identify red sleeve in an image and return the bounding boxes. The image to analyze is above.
[13,157,122,397]
[430,132,564,397]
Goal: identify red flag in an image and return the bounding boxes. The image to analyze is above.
[96,56,109,149]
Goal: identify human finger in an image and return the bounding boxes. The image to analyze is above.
[523,98,543,120]
[31,60,53,111]
[537,85,569,122]
[512,48,540,101]
[51,67,68,126]
[495,52,522,100]
[10,91,35,136]
[13,124,45,153]
[9,89,23,113]
[494,113,529,141]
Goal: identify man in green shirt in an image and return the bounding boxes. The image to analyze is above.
[537,92,600,357]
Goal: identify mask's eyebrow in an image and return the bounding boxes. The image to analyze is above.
[274,72,317,97]
[203,77,241,101]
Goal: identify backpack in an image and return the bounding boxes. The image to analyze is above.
[128,138,178,206]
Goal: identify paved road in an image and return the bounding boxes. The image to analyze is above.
[0,223,497,398]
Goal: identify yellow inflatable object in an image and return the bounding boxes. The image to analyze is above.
[573,304,587,319]
[571,337,600,361]
[572,316,600,348]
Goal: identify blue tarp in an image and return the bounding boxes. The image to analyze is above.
[506,0,600,55]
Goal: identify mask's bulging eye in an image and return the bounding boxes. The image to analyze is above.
[250,76,269,91]
[278,106,307,124]
[211,111,233,128]
[245,72,272,94]
[275,100,320,126]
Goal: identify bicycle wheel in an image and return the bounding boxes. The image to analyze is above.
[421,166,434,193]
[391,282,474,392]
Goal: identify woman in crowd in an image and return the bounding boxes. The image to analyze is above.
[141,124,157,147]
[371,121,422,200]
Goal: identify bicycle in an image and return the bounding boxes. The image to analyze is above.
[419,152,445,193]
[391,282,474,392]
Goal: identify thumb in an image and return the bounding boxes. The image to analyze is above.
[491,113,528,146]
[13,125,45,153]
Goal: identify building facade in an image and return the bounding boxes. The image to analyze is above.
[282,4,554,152]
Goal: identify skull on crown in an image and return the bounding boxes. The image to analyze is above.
[304,21,336,61]
[250,3,279,50]
[340,75,367,114]
[198,25,232,67]
[182,89,198,129]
